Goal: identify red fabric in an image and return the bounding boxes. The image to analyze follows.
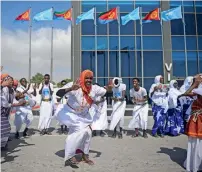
[79,70,93,105]
[143,8,160,21]
[15,9,30,21]
[54,9,72,20]
[13,80,18,87]
[99,8,118,20]
[1,73,9,81]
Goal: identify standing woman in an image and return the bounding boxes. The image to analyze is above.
[1,74,15,149]
[149,75,169,138]
[165,80,184,136]
[183,74,202,172]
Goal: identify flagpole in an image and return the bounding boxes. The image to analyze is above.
[28,7,32,82]
[50,7,54,81]
[159,8,165,81]
[94,7,98,83]
[71,6,74,80]
[140,7,144,87]
[118,6,121,77]
[181,3,188,77]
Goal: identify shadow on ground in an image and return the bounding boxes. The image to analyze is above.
[157,147,187,169]
[1,139,35,164]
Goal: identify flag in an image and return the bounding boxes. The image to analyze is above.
[33,8,53,21]
[54,8,72,20]
[76,8,94,25]
[121,7,140,25]
[142,8,160,22]
[15,9,30,21]
[98,7,118,24]
[161,6,182,21]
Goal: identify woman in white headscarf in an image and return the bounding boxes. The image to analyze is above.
[165,80,184,136]
[179,76,194,126]
[149,75,169,138]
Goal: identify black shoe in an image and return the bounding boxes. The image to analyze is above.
[111,132,117,138]
[15,132,20,139]
[8,137,12,141]
[40,129,45,136]
[92,131,97,137]
[23,128,29,137]
[118,133,123,139]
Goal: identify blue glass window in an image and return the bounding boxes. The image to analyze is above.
[97,51,108,77]
[120,13,135,35]
[109,36,119,50]
[121,51,135,77]
[170,1,182,8]
[109,21,118,35]
[185,14,196,35]
[109,51,119,77]
[142,20,161,35]
[197,14,202,35]
[121,36,135,50]
[136,20,141,35]
[97,78,109,86]
[172,36,185,50]
[171,19,184,35]
[82,51,95,73]
[196,1,202,13]
[82,36,95,50]
[186,36,197,50]
[97,36,108,50]
[108,1,134,12]
[136,1,160,13]
[143,36,162,50]
[187,52,198,76]
[199,52,202,73]
[172,51,186,77]
[182,1,194,12]
[96,13,107,35]
[198,36,202,50]
[82,1,107,12]
[143,51,163,77]
[136,36,141,50]
[144,78,154,92]
[82,20,95,35]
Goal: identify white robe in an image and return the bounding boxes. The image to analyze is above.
[92,99,108,130]
[55,82,106,160]
[128,104,148,130]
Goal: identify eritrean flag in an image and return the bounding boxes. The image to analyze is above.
[15,9,30,21]
[98,7,118,24]
[143,8,160,21]
[54,8,72,20]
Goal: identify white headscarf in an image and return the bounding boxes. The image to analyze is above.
[149,75,162,98]
[168,80,182,108]
[180,76,193,93]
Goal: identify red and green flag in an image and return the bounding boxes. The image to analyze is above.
[15,9,30,21]
[53,8,72,20]
[98,7,118,24]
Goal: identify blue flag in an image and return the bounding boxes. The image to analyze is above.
[161,6,182,21]
[76,8,94,25]
[33,8,53,21]
[121,7,140,25]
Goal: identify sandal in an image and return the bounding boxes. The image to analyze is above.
[65,157,79,166]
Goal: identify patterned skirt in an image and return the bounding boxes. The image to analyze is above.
[1,108,11,148]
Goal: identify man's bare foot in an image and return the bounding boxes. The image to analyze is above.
[82,154,94,165]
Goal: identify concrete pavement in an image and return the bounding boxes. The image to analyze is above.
[1,116,188,172]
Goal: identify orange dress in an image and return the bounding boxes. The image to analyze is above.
[186,95,202,138]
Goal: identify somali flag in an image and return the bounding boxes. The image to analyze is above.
[33,8,53,21]
[121,7,140,25]
[76,8,95,25]
[161,6,182,21]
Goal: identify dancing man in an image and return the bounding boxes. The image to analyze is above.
[128,78,148,138]
[55,70,107,167]
[109,77,126,139]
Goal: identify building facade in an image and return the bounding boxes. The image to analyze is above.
[71,0,202,97]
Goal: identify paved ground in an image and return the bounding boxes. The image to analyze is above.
[1,116,188,172]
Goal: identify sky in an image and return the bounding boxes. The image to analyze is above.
[1,1,72,82]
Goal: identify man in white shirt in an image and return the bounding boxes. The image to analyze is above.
[109,77,126,139]
[128,78,148,138]
[38,74,54,135]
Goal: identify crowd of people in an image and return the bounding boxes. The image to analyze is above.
[1,70,201,172]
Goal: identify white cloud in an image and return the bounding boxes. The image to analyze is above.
[1,27,71,83]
